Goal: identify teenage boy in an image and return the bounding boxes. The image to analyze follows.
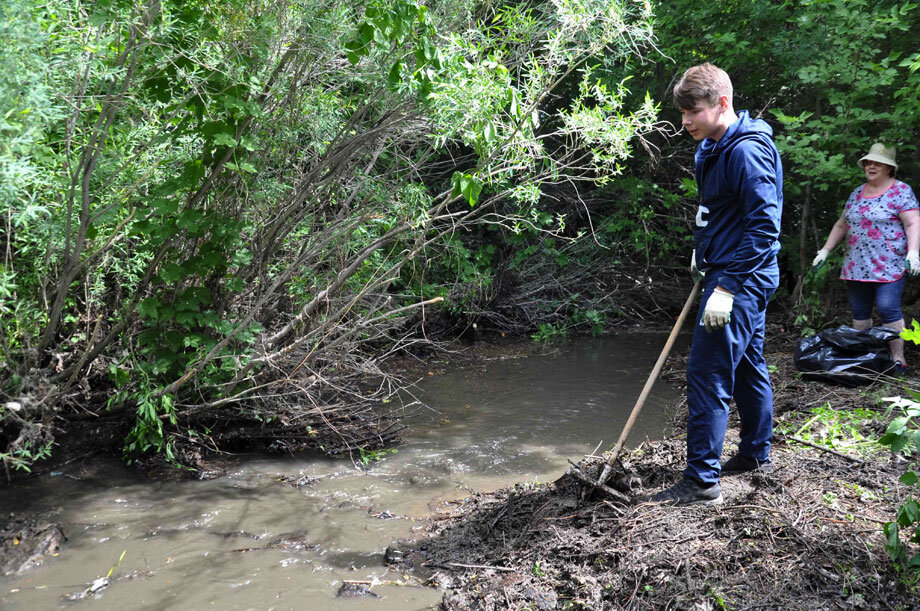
[651,63,783,505]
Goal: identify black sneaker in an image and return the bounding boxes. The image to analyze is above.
[650,477,722,506]
[892,361,908,377]
[721,453,774,475]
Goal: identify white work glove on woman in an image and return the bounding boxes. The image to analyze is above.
[811,248,829,272]
[702,287,734,332]
[907,250,920,276]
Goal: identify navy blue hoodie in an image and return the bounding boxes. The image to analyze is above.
[693,110,783,294]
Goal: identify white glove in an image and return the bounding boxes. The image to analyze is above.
[811,248,829,272]
[907,250,920,276]
[702,287,734,332]
[690,251,704,283]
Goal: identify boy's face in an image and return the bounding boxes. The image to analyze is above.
[679,99,726,141]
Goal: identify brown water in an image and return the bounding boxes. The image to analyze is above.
[0,334,682,610]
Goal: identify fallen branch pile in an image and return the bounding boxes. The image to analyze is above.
[416,437,913,609]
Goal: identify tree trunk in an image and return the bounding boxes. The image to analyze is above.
[792,181,813,305]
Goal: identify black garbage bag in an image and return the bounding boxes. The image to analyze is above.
[794,325,899,386]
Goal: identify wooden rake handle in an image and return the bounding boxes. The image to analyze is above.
[596,279,701,487]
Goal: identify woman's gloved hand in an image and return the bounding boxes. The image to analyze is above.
[811,248,829,272]
[702,287,734,332]
[907,250,920,276]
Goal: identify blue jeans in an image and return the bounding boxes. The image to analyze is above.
[685,282,775,485]
[846,277,905,324]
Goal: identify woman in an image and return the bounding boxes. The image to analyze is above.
[812,143,920,373]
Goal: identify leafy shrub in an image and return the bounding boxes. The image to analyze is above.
[879,320,920,572]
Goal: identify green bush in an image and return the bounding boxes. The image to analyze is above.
[879,320,920,572]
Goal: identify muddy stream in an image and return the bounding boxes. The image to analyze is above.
[0,334,681,610]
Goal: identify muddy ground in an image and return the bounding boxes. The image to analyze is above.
[407,325,920,610]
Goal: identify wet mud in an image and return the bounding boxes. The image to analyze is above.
[0,518,67,576]
[411,329,920,609]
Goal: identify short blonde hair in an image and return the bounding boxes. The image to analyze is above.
[673,63,733,109]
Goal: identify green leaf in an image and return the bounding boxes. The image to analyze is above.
[183,335,202,348]
[156,178,185,197]
[174,311,197,325]
[213,133,237,147]
[152,198,178,215]
[888,417,909,433]
[483,122,495,142]
[450,173,484,206]
[898,500,920,526]
[130,219,152,236]
[138,298,160,320]
[226,161,256,173]
[462,175,483,207]
[231,249,252,266]
[199,249,223,270]
[900,471,919,486]
[108,365,130,388]
[159,262,185,283]
[388,61,402,88]
[175,288,202,311]
[879,432,901,447]
[451,171,464,199]
[884,521,902,560]
[177,209,204,232]
[88,11,111,26]
[358,23,374,45]
[220,95,248,115]
[198,311,219,327]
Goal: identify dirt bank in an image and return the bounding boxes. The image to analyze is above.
[409,327,920,609]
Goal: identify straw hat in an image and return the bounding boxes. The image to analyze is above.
[857,143,897,170]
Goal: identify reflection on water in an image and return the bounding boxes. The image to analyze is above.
[0,334,681,610]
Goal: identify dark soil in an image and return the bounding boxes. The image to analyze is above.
[408,326,920,609]
[0,517,67,576]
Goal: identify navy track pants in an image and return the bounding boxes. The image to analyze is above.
[684,282,775,485]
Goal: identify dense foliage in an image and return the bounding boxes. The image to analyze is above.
[0,0,658,471]
[638,0,920,326]
[3,0,920,480]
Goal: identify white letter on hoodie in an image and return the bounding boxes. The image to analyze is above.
[695,205,709,228]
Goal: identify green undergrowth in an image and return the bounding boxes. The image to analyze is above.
[775,353,920,577]
[877,320,920,574]
[781,321,920,576]
[777,401,885,458]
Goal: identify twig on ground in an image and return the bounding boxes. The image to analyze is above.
[777,434,865,465]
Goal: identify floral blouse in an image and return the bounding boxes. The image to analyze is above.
[841,180,919,282]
